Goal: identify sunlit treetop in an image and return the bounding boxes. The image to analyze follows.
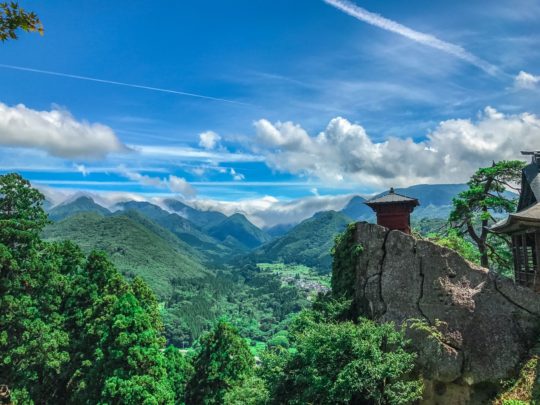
[0,2,43,42]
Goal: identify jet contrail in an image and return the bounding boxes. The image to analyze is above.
[0,63,249,105]
[323,0,500,76]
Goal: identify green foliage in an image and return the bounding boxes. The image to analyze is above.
[44,208,306,346]
[251,211,353,272]
[164,346,192,404]
[186,321,255,405]
[0,2,43,42]
[427,229,481,264]
[0,173,183,404]
[449,160,524,269]
[0,173,49,253]
[1,172,430,404]
[97,293,174,404]
[43,211,209,298]
[223,375,269,405]
[267,314,422,404]
[331,223,360,299]
[267,333,290,350]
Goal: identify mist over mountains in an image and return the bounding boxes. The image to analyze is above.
[45,183,467,229]
[43,183,468,281]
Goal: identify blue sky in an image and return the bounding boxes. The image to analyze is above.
[1,0,540,224]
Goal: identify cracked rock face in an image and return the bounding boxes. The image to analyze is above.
[352,222,540,404]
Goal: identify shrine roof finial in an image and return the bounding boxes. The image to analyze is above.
[364,188,419,207]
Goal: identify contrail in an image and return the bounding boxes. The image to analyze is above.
[0,63,249,105]
[323,0,499,76]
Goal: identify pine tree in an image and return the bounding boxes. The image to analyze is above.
[186,321,254,405]
[164,345,192,404]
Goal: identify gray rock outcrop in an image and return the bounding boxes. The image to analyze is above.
[350,222,540,404]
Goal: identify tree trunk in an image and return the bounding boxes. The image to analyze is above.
[479,243,489,268]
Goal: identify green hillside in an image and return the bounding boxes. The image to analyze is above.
[265,222,296,238]
[48,195,111,221]
[207,213,271,250]
[250,210,353,272]
[43,211,208,297]
[116,201,232,261]
[42,209,306,346]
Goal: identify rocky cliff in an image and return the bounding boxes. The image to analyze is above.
[341,222,540,404]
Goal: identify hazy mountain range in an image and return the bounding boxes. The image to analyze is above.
[44,183,468,277]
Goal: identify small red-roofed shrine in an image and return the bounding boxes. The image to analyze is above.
[364,188,420,235]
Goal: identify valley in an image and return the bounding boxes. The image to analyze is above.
[42,183,464,348]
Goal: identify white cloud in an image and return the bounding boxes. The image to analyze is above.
[515,71,540,89]
[132,145,262,163]
[191,167,206,176]
[0,102,128,159]
[119,167,196,197]
[230,168,245,181]
[199,130,222,150]
[184,194,353,228]
[39,186,353,228]
[250,107,540,188]
[168,175,196,197]
[323,0,498,75]
[74,164,89,176]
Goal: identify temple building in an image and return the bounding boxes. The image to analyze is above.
[491,151,540,291]
[364,188,419,235]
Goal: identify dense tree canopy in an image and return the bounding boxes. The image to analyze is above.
[186,320,254,405]
[0,173,183,404]
[263,308,422,405]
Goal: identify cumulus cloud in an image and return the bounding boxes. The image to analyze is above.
[0,103,128,159]
[515,71,540,89]
[119,167,196,197]
[198,130,222,150]
[251,107,540,187]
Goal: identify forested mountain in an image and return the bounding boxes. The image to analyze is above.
[43,211,209,297]
[250,210,353,272]
[264,222,296,238]
[206,213,271,250]
[48,195,111,221]
[164,198,227,229]
[116,201,232,261]
[341,195,372,220]
[42,200,305,347]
